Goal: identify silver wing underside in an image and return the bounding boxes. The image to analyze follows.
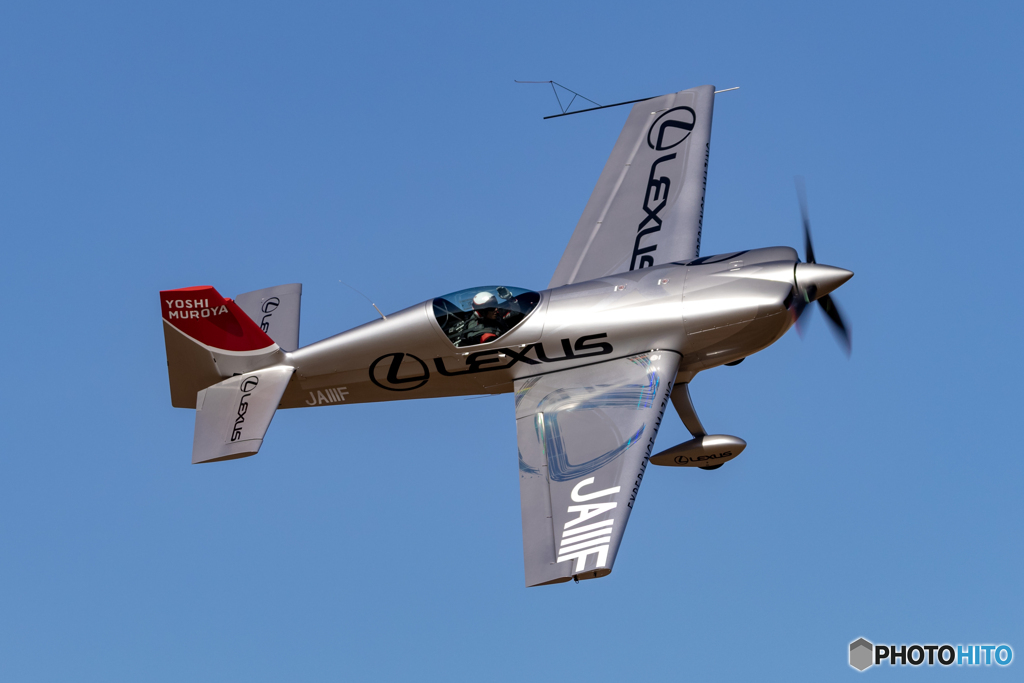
[515,352,680,586]
[549,85,716,288]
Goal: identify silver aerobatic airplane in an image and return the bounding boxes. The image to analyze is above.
[161,84,852,586]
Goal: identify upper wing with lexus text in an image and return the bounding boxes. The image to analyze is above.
[515,351,679,586]
[549,85,716,288]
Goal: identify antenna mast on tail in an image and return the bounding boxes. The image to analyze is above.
[516,80,739,119]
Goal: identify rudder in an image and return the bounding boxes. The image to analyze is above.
[161,285,282,408]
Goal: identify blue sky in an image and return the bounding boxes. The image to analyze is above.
[2,1,1022,679]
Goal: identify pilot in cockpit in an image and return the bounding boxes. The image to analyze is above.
[436,286,536,347]
[465,291,505,344]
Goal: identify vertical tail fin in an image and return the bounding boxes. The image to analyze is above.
[161,286,282,408]
[161,286,277,353]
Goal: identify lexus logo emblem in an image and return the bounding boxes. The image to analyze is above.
[369,353,430,391]
[647,106,695,151]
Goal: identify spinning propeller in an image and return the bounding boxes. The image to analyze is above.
[789,177,853,354]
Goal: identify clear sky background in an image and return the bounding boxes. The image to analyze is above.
[2,1,1022,680]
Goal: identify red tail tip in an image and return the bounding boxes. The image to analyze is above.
[160,286,275,353]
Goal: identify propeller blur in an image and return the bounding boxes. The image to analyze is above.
[791,176,853,352]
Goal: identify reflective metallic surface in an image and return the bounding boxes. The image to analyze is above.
[161,83,855,586]
[670,383,706,437]
[649,434,747,468]
[516,352,679,585]
[795,263,854,301]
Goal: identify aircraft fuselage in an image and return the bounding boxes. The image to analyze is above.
[276,246,802,409]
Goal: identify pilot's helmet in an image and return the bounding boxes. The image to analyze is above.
[471,291,496,309]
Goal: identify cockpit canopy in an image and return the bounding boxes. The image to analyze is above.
[433,286,540,348]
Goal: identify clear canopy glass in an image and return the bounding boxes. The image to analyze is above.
[433,286,540,347]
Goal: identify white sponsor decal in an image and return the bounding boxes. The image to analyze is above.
[164,298,229,320]
[305,386,349,406]
[556,477,620,573]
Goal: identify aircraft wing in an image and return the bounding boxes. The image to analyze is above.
[549,85,716,288]
[515,351,680,586]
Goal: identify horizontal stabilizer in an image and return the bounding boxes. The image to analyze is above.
[235,284,302,352]
[193,366,294,463]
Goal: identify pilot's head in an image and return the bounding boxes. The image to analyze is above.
[472,291,499,319]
